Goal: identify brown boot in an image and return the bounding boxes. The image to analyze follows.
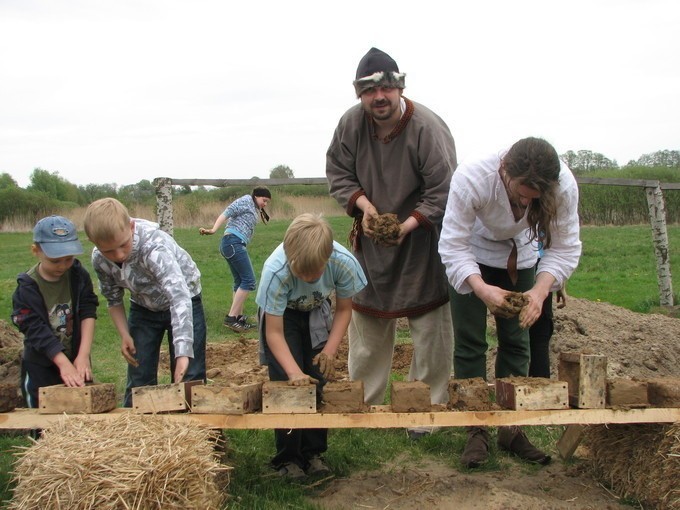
[498,426,551,465]
[461,426,490,468]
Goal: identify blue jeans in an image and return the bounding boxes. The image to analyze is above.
[123,294,207,407]
[220,234,256,292]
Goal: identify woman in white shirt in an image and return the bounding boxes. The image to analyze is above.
[438,137,581,468]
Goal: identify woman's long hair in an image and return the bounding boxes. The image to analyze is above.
[502,137,560,248]
[252,187,271,224]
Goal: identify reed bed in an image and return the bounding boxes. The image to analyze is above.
[9,414,231,510]
[584,423,680,509]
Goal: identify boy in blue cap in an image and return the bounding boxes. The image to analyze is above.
[12,215,99,408]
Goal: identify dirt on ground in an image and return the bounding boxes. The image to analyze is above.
[196,297,680,509]
[1,297,679,509]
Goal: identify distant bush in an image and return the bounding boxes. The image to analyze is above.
[578,166,680,225]
[0,188,65,223]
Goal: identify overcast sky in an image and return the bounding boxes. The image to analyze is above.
[1,0,678,188]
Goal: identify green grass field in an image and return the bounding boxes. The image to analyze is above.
[0,219,678,507]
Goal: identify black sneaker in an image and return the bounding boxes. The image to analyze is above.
[236,316,256,330]
[224,316,247,332]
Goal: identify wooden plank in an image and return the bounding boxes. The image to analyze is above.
[1,407,678,430]
[556,424,586,460]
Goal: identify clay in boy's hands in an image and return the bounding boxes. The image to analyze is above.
[312,352,336,380]
[287,374,319,386]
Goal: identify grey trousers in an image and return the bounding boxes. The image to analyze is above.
[348,303,454,405]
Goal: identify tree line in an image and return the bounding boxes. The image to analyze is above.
[561,149,680,174]
[1,153,678,225]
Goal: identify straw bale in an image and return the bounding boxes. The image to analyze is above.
[584,423,680,509]
[9,414,231,510]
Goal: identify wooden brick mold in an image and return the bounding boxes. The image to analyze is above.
[39,383,116,414]
[262,381,316,414]
[495,377,569,410]
[191,382,262,414]
[132,381,203,414]
[558,352,607,408]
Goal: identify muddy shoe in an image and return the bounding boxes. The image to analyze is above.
[498,426,551,465]
[277,462,307,480]
[461,426,490,468]
[306,455,331,476]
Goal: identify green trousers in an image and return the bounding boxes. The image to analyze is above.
[450,264,536,380]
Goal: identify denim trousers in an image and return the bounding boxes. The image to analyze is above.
[450,264,535,380]
[220,234,256,292]
[123,294,207,407]
[21,360,64,408]
[262,308,327,470]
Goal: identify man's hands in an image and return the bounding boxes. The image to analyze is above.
[312,352,336,380]
[199,227,215,235]
[360,204,379,237]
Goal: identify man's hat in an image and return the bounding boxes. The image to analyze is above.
[353,47,406,97]
[33,215,84,258]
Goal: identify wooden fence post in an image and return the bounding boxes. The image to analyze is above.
[153,177,174,236]
[645,184,674,306]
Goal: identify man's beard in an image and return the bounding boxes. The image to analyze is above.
[369,100,397,121]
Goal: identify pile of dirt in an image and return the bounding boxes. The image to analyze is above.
[0,320,23,410]
[486,297,680,380]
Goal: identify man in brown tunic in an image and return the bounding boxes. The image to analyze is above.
[326,48,457,430]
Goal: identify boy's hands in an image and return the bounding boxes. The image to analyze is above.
[59,363,85,387]
[53,353,84,387]
[174,356,189,383]
[121,336,139,367]
[287,373,319,386]
[312,352,336,380]
[73,355,93,383]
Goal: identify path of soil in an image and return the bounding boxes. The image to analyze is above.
[2,298,678,509]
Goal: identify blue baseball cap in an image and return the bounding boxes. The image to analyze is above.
[33,215,84,258]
